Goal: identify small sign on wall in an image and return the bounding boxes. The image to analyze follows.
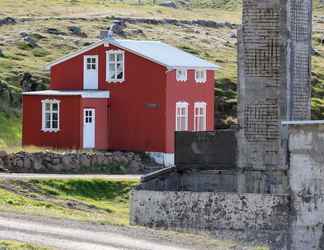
[145,103,160,109]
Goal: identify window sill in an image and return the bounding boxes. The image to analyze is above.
[107,79,125,83]
[176,79,187,82]
[41,129,60,133]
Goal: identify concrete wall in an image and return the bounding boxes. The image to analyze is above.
[130,190,290,249]
[175,130,237,170]
[287,122,324,250]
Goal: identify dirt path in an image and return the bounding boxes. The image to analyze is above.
[0,212,229,250]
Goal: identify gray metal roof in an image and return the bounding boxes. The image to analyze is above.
[110,39,219,69]
[47,39,219,70]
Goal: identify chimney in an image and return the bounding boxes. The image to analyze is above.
[100,30,112,41]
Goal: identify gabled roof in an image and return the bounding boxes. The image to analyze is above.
[46,39,219,70]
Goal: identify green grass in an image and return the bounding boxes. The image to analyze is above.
[0,113,21,148]
[0,241,51,250]
[0,178,138,225]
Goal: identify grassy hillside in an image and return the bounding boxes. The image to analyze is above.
[0,0,324,147]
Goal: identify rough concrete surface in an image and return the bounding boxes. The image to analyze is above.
[288,123,324,250]
[131,190,289,249]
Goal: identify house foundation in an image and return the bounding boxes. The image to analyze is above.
[130,0,320,249]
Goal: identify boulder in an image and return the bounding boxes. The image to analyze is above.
[0,17,16,26]
[46,28,66,36]
[111,20,127,35]
[68,26,87,38]
[0,150,7,158]
[22,35,38,48]
[0,48,4,57]
[159,1,177,8]
[23,158,32,169]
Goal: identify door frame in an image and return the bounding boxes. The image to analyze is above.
[83,108,96,149]
[83,55,99,90]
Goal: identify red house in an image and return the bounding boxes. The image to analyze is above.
[22,34,218,165]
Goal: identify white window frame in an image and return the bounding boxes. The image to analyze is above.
[84,55,98,71]
[194,102,207,131]
[176,68,187,82]
[41,99,60,133]
[176,102,189,131]
[106,50,125,83]
[195,69,207,83]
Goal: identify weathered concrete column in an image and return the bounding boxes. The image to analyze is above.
[238,0,288,172]
[285,121,324,250]
[287,0,312,120]
[237,0,312,173]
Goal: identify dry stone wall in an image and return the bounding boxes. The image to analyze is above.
[0,151,148,174]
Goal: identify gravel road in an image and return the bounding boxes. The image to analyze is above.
[0,212,225,250]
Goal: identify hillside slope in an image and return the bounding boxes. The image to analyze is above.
[0,0,324,147]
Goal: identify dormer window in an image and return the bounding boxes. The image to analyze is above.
[106,50,125,83]
[195,69,207,83]
[176,69,187,82]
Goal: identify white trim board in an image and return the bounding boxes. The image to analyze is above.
[23,90,110,99]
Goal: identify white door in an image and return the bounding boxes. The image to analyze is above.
[84,56,98,89]
[83,109,95,149]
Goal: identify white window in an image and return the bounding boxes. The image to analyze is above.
[195,69,207,83]
[41,99,60,132]
[194,102,207,131]
[86,56,97,70]
[176,69,187,82]
[106,50,125,83]
[176,102,189,131]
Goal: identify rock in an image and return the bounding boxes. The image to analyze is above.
[46,28,66,36]
[312,48,320,56]
[23,158,32,169]
[21,34,38,48]
[68,26,87,38]
[0,48,4,57]
[15,158,24,169]
[0,17,16,26]
[20,72,41,92]
[110,20,127,35]
[0,158,8,172]
[79,154,91,167]
[126,29,145,37]
[159,1,177,8]
[229,31,237,39]
[128,160,144,174]
[0,150,7,158]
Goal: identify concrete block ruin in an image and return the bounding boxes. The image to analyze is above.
[130,0,322,249]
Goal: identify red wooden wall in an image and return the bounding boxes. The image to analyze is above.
[22,95,82,149]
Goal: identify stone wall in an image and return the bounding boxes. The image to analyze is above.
[286,122,324,250]
[0,151,148,174]
[130,190,290,249]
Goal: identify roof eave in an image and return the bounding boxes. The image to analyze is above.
[45,40,104,70]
